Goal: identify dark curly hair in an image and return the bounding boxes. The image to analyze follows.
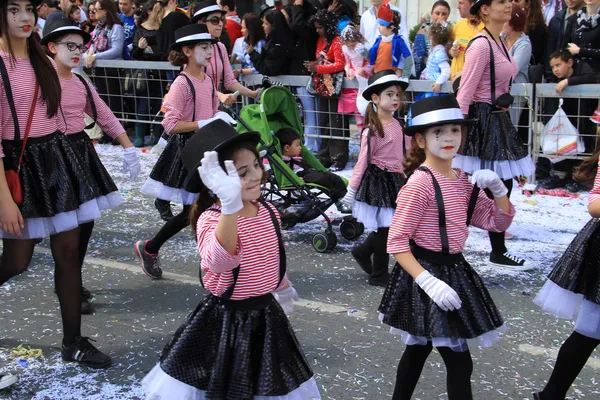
[310,9,339,40]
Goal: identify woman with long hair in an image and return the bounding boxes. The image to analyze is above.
[511,0,549,65]
[81,2,98,35]
[248,9,291,76]
[0,0,111,368]
[232,12,265,77]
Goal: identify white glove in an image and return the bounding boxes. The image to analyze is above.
[122,147,141,181]
[340,187,357,208]
[415,270,462,312]
[470,170,508,198]
[151,136,168,155]
[274,285,299,315]
[198,151,243,214]
[214,111,237,126]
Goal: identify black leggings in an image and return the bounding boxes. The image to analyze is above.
[393,343,473,400]
[487,178,513,254]
[539,331,600,399]
[146,205,192,254]
[0,229,83,344]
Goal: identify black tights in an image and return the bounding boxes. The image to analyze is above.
[146,205,192,254]
[487,178,513,254]
[79,221,94,268]
[393,343,473,400]
[0,228,82,344]
[539,331,600,399]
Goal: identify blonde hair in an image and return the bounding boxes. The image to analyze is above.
[152,2,167,26]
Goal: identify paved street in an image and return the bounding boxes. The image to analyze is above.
[1,145,599,400]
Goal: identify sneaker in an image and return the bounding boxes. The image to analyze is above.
[540,175,569,190]
[351,245,373,275]
[82,287,91,300]
[368,273,389,287]
[81,299,93,315]
[489,252,533,270]
[154,199,173,221]
[504,232,514,240]
[0,374,18,390]
[533,393,541,400]
[61,336,111,369]
[329,162,346,172]
[134,240,162,279]
[336,201,352,214]
[565,180,583,193]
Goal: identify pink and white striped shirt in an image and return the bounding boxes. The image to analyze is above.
[456,33,517,115]
[387,167,516,254]
[205,42,238,92]
[60,74,124,138]
[349,119,412,189]
[196,202,289,300]
[0,51,60,158]
[590,160,600,206]
[161,71,219,134]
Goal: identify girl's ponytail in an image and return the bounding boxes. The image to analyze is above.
[403,138,426,176]
[574,144,600,185]
[189,186,217,233]
[364,102,384,138]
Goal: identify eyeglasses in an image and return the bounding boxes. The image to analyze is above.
[57,41,88,52]
[88,8,96,13]
[205,15,226,25]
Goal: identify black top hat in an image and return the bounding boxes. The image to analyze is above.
[190,0,226,24]
[404,95,477,136]
[40,18,91,46]
[182,119,261,193]
[170,24,215,51]
[362,70,409,100]
[470,0,489,16]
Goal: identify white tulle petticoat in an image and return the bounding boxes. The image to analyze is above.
[452,155,535,180]
[142,178,199,205]
[0,192,123,240]
[142,364,322,400]
[352,201,394,232]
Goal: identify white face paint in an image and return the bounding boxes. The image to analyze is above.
[233,148,263,202]
[423,124,463,160]
[373,85,402,114]
[192,42,213,67]
[6,0,35,40]
[54,33,84,69]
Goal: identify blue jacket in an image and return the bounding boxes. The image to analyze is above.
[369,34,411,68]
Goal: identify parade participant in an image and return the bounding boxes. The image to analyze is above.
[0,0,111,367]
[453,0,535,268]
[41,18,141,314]
[340,70,410,287]
[533,148,600,400]
[141,119,320,400]
[136,24,232,279]
[379,95,515,399]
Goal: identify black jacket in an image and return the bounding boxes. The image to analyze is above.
[563,12,600,77]
[528,22,549,66]
[288,3,319,75]
[157,11,190,61]
[249,38,291,76]
[546,9,569,77]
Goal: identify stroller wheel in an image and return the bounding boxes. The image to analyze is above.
[340,217,365,240]
[312,232,330,253]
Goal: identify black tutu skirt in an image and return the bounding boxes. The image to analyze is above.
[379,246,505,351]
[142,293,318,400]
[355,165,405,209]
[453,102,534,179]
[534,219,600,338]
[148,131,194,189]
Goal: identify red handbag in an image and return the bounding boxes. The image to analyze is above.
[5,83,39,206]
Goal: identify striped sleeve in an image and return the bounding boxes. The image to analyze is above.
[465,177,516,233]
[196,209,243,273]
[161,76,192,134]
[590,160,600,206]
[85,80,125,139]
[387,173,432,254]
[349,128,370,189]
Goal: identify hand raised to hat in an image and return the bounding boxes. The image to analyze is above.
[198,151,243,215]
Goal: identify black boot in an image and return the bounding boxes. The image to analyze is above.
[351,232,376,275]
[154,199,173,221]
[368,228,390,287]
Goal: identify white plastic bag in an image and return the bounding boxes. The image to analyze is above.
[541,100,584,161]
[356,75,369,117]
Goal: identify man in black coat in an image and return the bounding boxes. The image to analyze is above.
[545,0,585,79]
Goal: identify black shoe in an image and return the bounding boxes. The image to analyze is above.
[134,240,162,279]
[489,252,533,270]
[61,336,111,369]
[540,175,569,190]
[368,272,389,287]
[565,180,583,193]
[336,201,352,214]
[351,245,372,275]
[317,157,331,169]
[82,286,91,300]
[532,393,541,400]
[81,299,93,315]
[329,162,347,172]
[154,199,173,221]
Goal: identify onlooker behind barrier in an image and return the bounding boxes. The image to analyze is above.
[503,6,532,141]
[305,9,348,171]
[538,49,598,190]
[248,9,292,77]
[155,0,189,61]
[545,0,585,79]
[450,0,483,80]
[131,0,164,147]
[83,0,125,126]
[43,0,66,27]
[81,2,98,36]
[327,0,358,33]
[412,0,450,80]
[67,3,82,26]
[232,13,265,78]
[360,0,408,49]
[190,1,232,53]
[119,0,136,59]
[563,0,600,77]
[217,0,242,48]
[191,0,259,106]
[512,0,549,71]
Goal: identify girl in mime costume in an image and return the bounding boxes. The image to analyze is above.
[41,18,141,314]
[533,149,600,399]
[379,95,515,399]
[142,119,320,400]
[135,24,235,279]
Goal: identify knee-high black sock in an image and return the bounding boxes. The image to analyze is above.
[372,228,390,277]
[488,179,513,254]
[437,347,474,400]
[146,205,191,254]
[540,331,600,399]
[78,221,95,268]
[392,343,433,400]
[0,239,36,285]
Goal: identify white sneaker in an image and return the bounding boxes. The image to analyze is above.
[0,374,18,390]
[150,137,168,155]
